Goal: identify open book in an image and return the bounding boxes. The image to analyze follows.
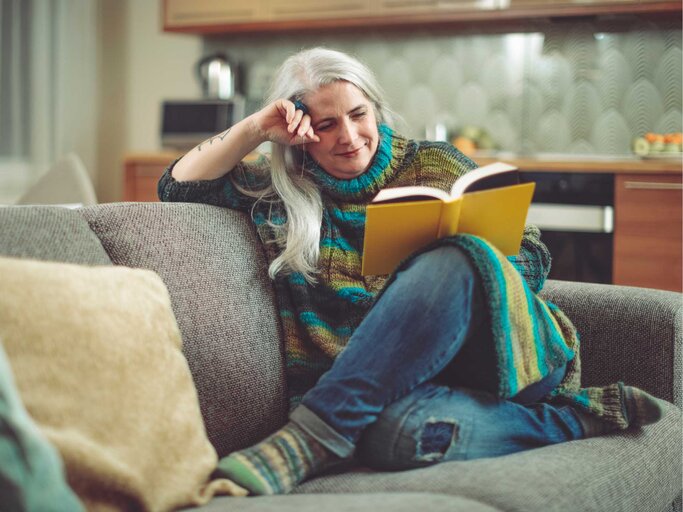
[361,162,535,276]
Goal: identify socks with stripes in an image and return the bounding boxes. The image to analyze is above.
[622,385,666,427]
[214,421,337,495]
[577,385,666,437]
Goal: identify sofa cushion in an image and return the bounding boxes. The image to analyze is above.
[0,256,245,511]
[183,493,502,511]
[296,405,682,512]
[541,280,682,407]
[79,202,287,457]
[0,206,111,265]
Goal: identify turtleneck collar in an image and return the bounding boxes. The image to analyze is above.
[305,124,410,203]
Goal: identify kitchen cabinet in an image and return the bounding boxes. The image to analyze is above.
[613,173,682,292]
[123,154,179,202]
[161,0,681,33]
[164,0,267,29]
[376,0,485,16]
[268,0,370,21]
[123,152,260,202]
[476,155,681,292]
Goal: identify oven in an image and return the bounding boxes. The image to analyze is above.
[520,172,614,284]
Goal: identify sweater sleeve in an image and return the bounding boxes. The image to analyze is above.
[506,225,552,294]
[157,155,272,213]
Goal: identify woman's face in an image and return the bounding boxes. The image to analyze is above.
[303,81,379,180]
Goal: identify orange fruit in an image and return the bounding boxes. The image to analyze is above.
[453,136,477,156]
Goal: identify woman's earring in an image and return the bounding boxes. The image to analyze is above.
[294,99,309,115]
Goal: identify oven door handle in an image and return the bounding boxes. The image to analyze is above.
[526,204,614,233]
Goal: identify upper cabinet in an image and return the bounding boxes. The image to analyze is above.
[162,0,682,34]
[376,0,486,16]
[164,0,267,29]
[268,0,370,21]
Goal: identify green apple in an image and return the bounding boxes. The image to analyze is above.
[632,137,650,156]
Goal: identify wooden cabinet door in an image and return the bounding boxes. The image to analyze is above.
[163,0,681,33]
[268,0,370,21]
[378,0,488,15]
[164,0,266,28]
[613,173,682,291]
[124,155,180,202]
[507,0,681,13]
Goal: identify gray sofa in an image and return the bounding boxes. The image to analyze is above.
[0,202,681,512]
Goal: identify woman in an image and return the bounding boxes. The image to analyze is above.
[159,47,663,496]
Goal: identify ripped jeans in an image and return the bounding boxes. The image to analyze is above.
[291,245,584,469]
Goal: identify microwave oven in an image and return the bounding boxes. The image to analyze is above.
[161,98,245,150]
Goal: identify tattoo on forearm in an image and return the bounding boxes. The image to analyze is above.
[197,127,232,152]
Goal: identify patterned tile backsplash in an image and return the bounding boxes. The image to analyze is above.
[206,18,681,156]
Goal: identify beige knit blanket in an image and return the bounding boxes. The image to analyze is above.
[0,257,247,511]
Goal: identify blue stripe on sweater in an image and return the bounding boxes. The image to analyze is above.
[329,208,366,226]
[477,237,519,396]
[337,286,373,304]
[573,390,592,408]
[298,311,353,337]
[288,273,307,286]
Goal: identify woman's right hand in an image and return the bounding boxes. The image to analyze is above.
[251,99,320,146]
[171,99,319,182]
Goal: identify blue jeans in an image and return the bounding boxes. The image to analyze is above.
[291,246,584,468]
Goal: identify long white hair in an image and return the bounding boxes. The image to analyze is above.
[234,47,393,283]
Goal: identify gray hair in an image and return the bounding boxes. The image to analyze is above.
[236,47,392,283]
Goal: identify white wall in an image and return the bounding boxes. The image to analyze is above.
[125,0,202,151]
[96,0,201,202]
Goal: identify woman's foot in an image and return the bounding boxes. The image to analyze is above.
[578,385,667,437]
[622,386,666,427]
[214,421,338,495]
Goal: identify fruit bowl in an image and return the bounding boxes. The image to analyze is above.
[633,132,683,158]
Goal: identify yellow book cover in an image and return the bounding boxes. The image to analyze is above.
[361,162,536,276]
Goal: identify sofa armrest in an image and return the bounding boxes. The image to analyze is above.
[540,280,682,408]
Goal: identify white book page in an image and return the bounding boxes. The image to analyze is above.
[372,186,451,203]
[449,162,518,197]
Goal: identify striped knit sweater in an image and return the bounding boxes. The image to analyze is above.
[158,124,628,429]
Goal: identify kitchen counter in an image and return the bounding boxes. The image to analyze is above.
[126,151,683,175]
[474,153,683,174]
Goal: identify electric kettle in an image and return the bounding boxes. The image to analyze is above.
[196,53,237,99]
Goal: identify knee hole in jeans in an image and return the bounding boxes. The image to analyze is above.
[415,418,460,463]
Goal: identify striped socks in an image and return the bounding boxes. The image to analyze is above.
[577,385,666,437]
[215,421,336,495]
[622,385,666,427]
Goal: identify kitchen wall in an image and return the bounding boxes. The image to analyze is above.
[102,6,680,201]
[96,0,200,203]
[206,18,682,155]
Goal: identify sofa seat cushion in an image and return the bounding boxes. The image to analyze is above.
[0,256,246,511]
[296,405,682,512]
[182,492,501,511]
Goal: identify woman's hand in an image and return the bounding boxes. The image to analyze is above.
[251,99,320,146]
[171,99,319,182]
